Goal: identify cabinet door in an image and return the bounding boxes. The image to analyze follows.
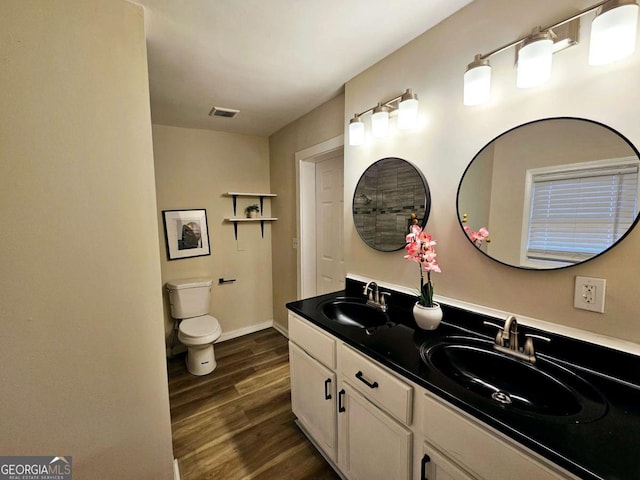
[422,393,573,480]
[289,342,337,461]
[421,443,475,480]
[338,382,412,480]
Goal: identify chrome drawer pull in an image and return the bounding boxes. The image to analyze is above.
[355,370,379,389]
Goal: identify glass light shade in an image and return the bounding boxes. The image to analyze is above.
[589,2,639,65]
[397,96,419,129]
[517,34,554,89]
[371,106,390,138]
[464,59,491,106]
[349,117,365,146]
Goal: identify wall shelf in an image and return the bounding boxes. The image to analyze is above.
[223,192,277,239]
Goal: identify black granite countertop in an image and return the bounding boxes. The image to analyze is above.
[286,278,640,480]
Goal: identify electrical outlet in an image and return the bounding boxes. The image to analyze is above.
[574,276,606,313]
[582,284,595,304]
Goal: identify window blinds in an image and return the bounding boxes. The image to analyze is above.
[526,162,639,263]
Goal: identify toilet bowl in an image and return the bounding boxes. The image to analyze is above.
[178,314,222,375]
[166,278,223,376]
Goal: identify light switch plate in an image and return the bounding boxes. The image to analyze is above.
[574,276,606,313]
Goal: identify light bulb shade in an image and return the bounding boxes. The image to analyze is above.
[464,56,491,106]
[349,116,365,146]
[517,32,554,88]
[398,89,419,129]
[371,105,390,138]
[589,0,639,65]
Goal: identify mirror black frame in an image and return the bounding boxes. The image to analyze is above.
[353,157,431,252]
[457,116,640,270]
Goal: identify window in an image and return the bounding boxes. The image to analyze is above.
[521,157,639,267]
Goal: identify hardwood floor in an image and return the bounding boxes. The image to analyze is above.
[167,328,340,480]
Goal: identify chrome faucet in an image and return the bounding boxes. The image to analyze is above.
[484,315,549,363]
[363,281,390,312]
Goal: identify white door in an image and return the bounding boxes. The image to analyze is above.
[315,153,344,295]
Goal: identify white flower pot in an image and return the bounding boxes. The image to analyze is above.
[413,302,442,330]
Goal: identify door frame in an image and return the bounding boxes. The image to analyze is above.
[295,135,344,299]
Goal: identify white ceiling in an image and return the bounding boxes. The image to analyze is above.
[136,0,473,137]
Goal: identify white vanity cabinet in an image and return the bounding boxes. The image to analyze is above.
[337,382,412,480]
[288,313,413,479]
[338,343,413,480]
[421,393,578,480]
[421,443,475,480]
[288,311,578,480]
[288,313,338,461]
[289,343,337,460]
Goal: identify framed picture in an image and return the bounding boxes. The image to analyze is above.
[162,209,211,260]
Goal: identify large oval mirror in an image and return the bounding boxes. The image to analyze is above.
[353,157,431,252]
[457,117,640,270]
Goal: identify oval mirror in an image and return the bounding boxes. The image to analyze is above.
[457,117,640,270]
[353,157,431,252]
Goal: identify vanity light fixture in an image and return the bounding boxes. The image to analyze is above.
[371,103,391,138]
[463,55,491,106]
[463,0,639,105]
[348,88,419,146]
[397,89,419,129]
[516,28,555,89]
[349,114,365,146]
[589,0,639,65]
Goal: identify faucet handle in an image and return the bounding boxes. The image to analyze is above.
[523,333,551,356]
[379,291,390,305]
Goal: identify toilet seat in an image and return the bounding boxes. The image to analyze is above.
[178,315,221,345]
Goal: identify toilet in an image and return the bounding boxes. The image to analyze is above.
[166,278,222,375]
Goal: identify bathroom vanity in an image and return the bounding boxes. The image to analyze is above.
[286,278,640,480]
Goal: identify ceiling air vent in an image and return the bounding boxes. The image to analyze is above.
[209,106,239,118]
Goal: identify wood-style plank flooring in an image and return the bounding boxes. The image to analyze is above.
[167,328,340,480]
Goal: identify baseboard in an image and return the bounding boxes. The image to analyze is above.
[173,459,180,480]
[272,321,288,338]
[217,320,273,343]
[167,320,276,358]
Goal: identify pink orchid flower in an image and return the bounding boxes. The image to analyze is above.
[404,224,441,307]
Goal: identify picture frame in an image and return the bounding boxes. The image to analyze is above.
[162,209,211,260]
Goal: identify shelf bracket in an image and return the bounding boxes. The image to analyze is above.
[231,194,238,216]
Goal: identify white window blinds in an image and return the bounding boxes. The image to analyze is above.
[524,158,639,264]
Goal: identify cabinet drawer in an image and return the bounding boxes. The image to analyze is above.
[288,312,336,369]
[340,344,413,425]
[422,393,576,480]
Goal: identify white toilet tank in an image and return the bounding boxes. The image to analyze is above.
[166,278,213,319]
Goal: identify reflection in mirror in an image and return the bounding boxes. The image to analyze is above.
[353,157,431,252]
[458,118,640,270]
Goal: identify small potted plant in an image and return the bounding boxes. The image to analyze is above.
[404,224,442,330]
[244,204,260,218]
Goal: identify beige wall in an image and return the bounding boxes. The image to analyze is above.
[0,1,174,478]
[153,125,273,342]
[345,0,640,343]
[269,93,345,329]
